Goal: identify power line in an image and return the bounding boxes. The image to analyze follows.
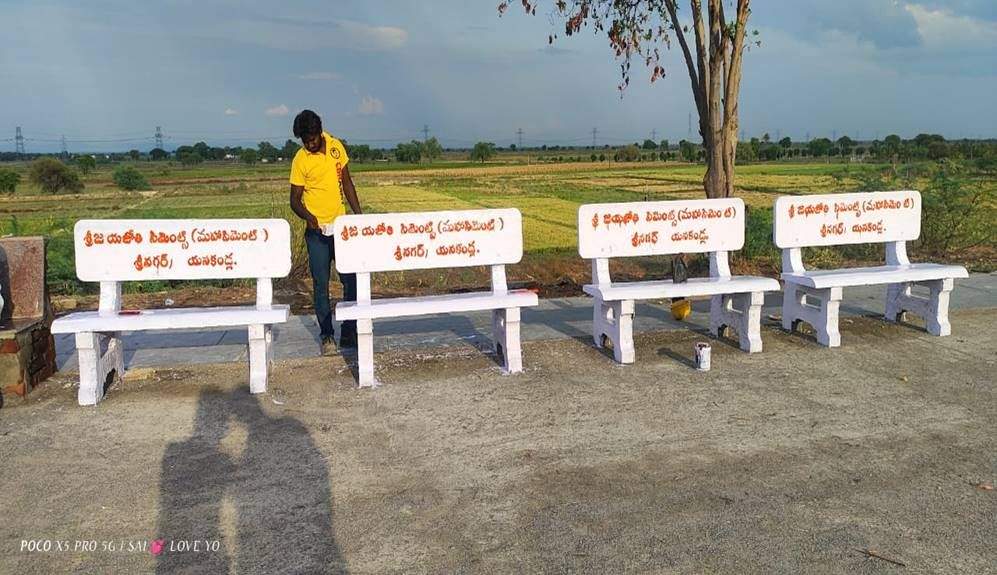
[651,128,656,143]
[591,127,598,148]
[155,126,164,149]
[61,135,68,156]
[421,124,430,142]
[516,128,523,148]
[15,127,25,155]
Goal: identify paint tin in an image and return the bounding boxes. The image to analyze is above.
[695,342,711,371]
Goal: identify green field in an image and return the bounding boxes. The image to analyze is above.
[1,158,993,299]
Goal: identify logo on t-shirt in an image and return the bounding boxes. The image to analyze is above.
[329,146,341,159]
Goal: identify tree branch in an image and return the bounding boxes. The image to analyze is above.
[690,0,710,121]
[664,0,706,120]
[722,0,750,131]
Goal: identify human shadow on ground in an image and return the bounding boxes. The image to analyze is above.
[156,388,347,574]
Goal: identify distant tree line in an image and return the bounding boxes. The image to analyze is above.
[731,133,996,168]
[2,134,995,174]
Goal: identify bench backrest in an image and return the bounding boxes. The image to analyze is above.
[333,209,523,274]
[773,191,921,249]
[578,198,745,259]
[73,219,292,281]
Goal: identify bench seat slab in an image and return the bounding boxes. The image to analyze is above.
[781,263,967,289]
[583,275,779,302]
[336,290,538,321]
[52,305,290,334]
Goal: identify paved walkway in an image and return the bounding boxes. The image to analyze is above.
[55,273,996,371]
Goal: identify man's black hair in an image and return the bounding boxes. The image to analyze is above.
[293,110,323,139]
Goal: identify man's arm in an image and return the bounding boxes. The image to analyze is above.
[341,166,362,215]
[290,185,319,229]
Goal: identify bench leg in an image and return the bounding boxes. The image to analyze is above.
[886,278,954,336]
[710,292,764,353]
[592,297,635,364]
[780,284,799,333]
[75,332,124,406]
[356,318,377,388]
[782,283,842,348]
[492,308,523,374]
[248,324,272,394]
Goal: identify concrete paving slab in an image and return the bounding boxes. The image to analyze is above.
[53,273,996,373]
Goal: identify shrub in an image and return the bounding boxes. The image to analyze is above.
[851,161,994,254]
[112,165,150,191]
[741,206,778,262]
[76,155,96,175]
[0,168,19,194]
[395,141,422,163]
[179,151,203,167]
[470,142,495,163]
[28,157,84,194]
[614,145,640,162]
[919,161,994,253]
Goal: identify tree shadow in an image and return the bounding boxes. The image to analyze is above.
[156,388,347,574]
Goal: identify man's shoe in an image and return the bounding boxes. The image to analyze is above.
[320,336,338,356]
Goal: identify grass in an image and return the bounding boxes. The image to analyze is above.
[0,157,991,297]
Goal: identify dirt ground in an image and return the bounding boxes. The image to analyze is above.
[1,310,994,574]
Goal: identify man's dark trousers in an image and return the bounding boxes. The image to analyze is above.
[305,228,357,342]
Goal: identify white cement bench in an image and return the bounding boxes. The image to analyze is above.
[51,219,291,405]
[333,208,538,387]
[773,191,968,347]
[578,199,780,363]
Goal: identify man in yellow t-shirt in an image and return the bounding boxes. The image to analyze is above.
[289,109,363,354]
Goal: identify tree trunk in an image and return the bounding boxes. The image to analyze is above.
[669,0,750,199]
[703,139,728,198]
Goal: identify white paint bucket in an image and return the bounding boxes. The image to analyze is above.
[695,342,711,371]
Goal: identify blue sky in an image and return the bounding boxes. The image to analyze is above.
[1,0,995,152]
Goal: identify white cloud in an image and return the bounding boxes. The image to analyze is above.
[298,71,342,81]
[358,95,384,116]
[906,4,997,49]
[224,107,239,116]
[193,18,407,52]
[338,20,408,51]
[265,104,289,117]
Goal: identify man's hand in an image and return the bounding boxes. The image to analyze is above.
[306,216,320,230]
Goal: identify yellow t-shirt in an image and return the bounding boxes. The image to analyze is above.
[289,132,350,225]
